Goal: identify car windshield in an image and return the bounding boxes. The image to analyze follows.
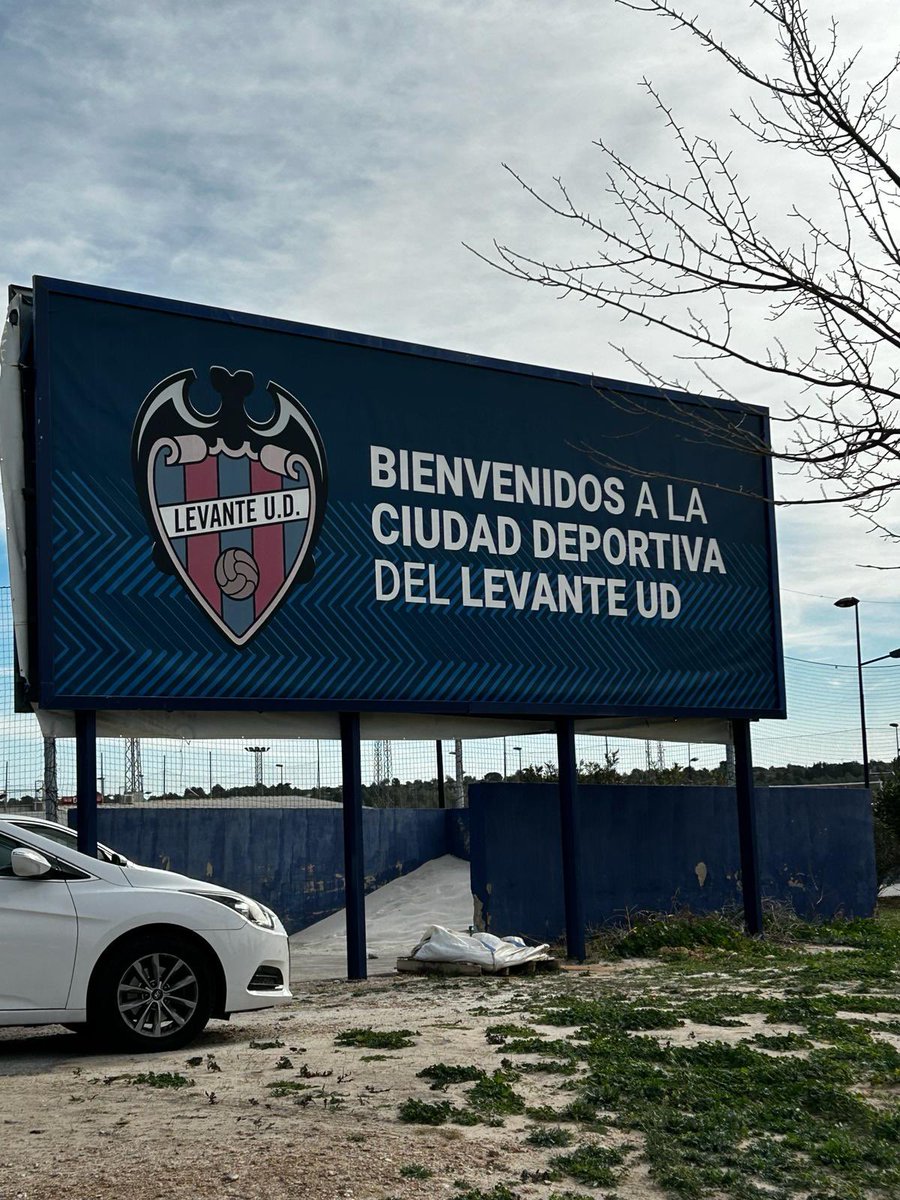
[8,820,124,865]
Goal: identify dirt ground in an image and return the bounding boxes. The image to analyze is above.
[0,964,653,1200]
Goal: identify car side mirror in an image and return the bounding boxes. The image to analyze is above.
[11,848,53,878]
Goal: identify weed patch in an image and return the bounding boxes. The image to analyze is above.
[398,1098,453,1125]
[751,1031,814,1051]
[452,1186,520,1200]
[266,1080,313,1097]
[550,1143,629,1188]
[400,1164,434,1179]
[335,1027,416,1049]
[485,1023,536,1039]
[525,1126,574,1148]
[125,1071,193,1089]
[418,1063,486,1090]
[466,1071,526,1117]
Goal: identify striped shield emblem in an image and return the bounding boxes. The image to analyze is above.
[132,367,327,645]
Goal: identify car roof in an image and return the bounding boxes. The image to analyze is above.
[7,815,68,827]
[0,817,124,883]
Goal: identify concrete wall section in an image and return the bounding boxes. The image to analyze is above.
[76,806,448,934]
[468,784,876,941]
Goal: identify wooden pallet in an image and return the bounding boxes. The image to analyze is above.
[395,956,560,977]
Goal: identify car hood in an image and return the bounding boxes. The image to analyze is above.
[119,864,236,896]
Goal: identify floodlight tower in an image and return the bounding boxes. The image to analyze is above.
[43,735,58,821]
[373,739,392,784]
[246,746,269,788]
[124,738,144,797]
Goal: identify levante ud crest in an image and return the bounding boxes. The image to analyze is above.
[132,366,327,645]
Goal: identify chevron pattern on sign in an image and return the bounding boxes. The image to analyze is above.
[46,470,779,712]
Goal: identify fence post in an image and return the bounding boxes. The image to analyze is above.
[556,716,586,961]
[733,719,763,936]
[75,711,98,857]
[436,740,446,809]
[340,711,367,979]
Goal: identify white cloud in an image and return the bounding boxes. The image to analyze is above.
[1,0,899,679]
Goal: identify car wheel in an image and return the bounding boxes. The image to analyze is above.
[90,935,213,1052]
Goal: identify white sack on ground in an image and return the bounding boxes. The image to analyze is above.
[412,925,550,968]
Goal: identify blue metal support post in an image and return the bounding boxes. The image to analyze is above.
[340,711,367,979]
[556,716,586,961]
[436,740,446,809]
[733,719,763,936]
[75,710,98,857]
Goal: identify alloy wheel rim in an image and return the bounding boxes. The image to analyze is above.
[116,952,199,1038]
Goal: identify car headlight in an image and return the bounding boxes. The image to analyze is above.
[187,891,275,929]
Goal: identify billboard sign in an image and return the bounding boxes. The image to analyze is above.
[28,277,784,717]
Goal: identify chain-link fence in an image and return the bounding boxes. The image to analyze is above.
[2,585,898,816]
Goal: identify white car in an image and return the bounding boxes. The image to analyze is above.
[0,817,292,1051]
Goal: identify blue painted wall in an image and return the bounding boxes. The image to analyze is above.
[446,809,470,860]
[75,806,452,934]
[70,784,873,945]
[468,784,876,940]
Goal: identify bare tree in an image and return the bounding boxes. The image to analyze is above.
[476,0,900,545]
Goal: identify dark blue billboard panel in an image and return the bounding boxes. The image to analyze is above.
[30,278,784,717]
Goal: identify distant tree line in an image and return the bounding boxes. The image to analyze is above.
[3,755,890,815]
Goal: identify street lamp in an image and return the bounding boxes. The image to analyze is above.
[892,723,900,759]
[834,596,900,788]
[512,745,523,775]
[276,763,284,787]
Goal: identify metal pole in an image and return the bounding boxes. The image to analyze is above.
[339,712,367,980]
[732,719,763,936]
[316,740,321,793]
[454,738,464,808]
[209,751,213,793]
[854,606,871,789]
[436,740,446,809]
[502,738,507,780]
[556,716,586,961]
[162,754,166,796]
[75,710,98,857]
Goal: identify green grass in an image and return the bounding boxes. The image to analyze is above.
[549,1144,630,1188]
[335,1027,416,1049]
[418,1063,486,1089]
[398,1098,453,1125]
[485,1022,537,1039]
[452,1187,519,1200]
[520,921,900,1198]
[394,907,900,1198]
[525,1126,574,1148]
[266,1079,313,1097]
[400,1164,434,1179]
[465,1071,526,1117]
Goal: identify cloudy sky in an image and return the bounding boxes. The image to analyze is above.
[2,0,900,756]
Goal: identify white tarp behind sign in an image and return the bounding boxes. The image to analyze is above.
[412,925,550,968]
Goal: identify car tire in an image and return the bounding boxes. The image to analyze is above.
[89,933,213,1052]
